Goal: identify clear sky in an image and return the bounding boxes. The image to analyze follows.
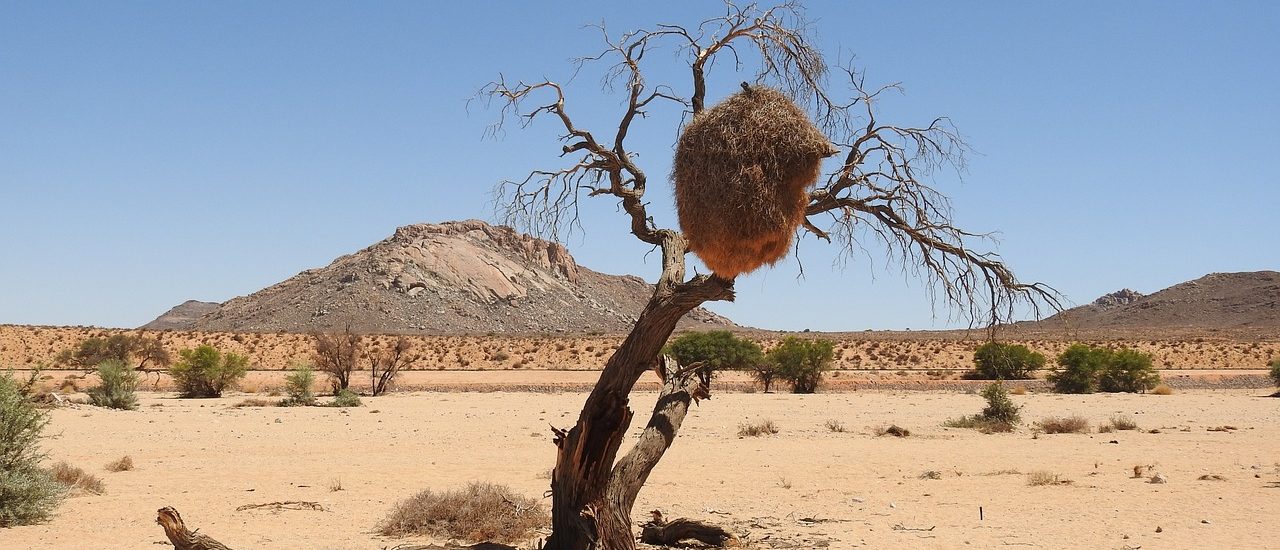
[2,1,1277,331]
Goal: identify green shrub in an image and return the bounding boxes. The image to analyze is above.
[665,331,763,371]
[169,345,249,398]
[966,342,1045,380]
[0,374,65,526]
[944,382,1021,433]
[87,360,139,410]
[1098,348,1160,393]
[327,389,362,408]
[281,364,317,407]
[767,337,834,394]
[1048,344,1108,394]
[1049,344,1160,394]
[1268,357,1280,387]
[980,382,1021,424]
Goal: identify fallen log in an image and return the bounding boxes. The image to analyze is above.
[639,510,736,547]
[156,507,234,550]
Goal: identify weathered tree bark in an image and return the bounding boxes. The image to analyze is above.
[155,507,234,550]
[545,232,735,550]
[639,511,737,547]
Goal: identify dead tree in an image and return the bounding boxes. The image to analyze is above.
[478,2,1060,548]
[371,336,412,396]
[311,325,360,394]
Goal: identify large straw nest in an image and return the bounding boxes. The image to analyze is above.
[674,85,836,279]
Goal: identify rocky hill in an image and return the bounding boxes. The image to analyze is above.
[152,220,733,334]
[141,300,221,330]
[1039,271,1280,331]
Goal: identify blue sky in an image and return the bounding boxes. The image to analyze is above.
[1,1,1277,331]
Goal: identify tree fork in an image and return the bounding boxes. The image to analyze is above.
[545,272,733,550]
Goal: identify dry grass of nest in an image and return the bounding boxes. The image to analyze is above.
[674,85,836,279]
[50,461,104,495]
[378,481,547,544]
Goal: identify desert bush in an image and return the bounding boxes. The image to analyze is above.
[1026,471,1072,486]
[1035,415,1090,434]
[823,419,847,433]
[1050,344,1160,394]
[1108,415,1139,431]
[280,364,317,407]
[737,419,779,437]
[313,327,359,394]
[768,337,834,394]
[944,382,1020,433]
[104,456,134,472]
[965,342,1045,380]
[1098,348,1160,393]
[378,481,548,544]
[665,331,763,371]
[57,334,169,372]
[1048,344,1108,394]
[169,345,248,398]
[0,373,64,526]
[327,389,362,408]
[86,360,139,410]
[875,424,911,437]
[49,461,104,495]
[980,382,1021,424]
[1269,357,1280,387]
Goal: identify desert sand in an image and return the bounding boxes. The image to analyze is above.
[4,387,1278,549]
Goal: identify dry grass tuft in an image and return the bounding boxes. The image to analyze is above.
[1009,385,1028,395]
[1034,415,1091,434]
[1151,384,1174,395]
[875,424,911,437]
[823,419,847,433]
[104,456,134,473]
[673,85,837,279]
[233,397,277,408]
[377,481,547,544]
[943,416,1014,434]
[1108,415,1139,431]
[738,419,780,437]
[50,461,104,495]
[1026,471,1072,486]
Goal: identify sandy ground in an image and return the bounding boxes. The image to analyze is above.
[5,388,1278,549]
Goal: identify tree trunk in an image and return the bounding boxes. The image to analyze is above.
[544,265,733,550]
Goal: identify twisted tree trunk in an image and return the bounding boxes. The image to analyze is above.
[544,231,734,550]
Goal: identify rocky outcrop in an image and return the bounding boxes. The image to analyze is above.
[1037,271,1280,330]
[161,220,734,334]
[140,300,220,330]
